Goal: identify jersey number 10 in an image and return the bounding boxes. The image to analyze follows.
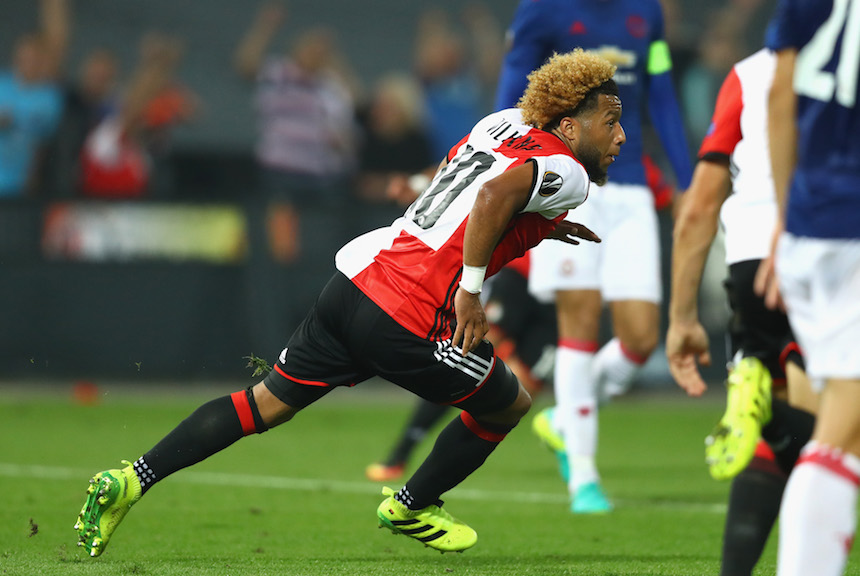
[408,145,496,230]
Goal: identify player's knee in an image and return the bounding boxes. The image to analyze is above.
[469,383,532,428]
[513,384,533,419]
[498,384,533,425]
[620,332,658,362]
[251,382,300,428]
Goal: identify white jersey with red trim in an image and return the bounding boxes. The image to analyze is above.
[336,108,590,340]
[698,49,776,264]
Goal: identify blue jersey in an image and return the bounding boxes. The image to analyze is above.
[0,71,62,196]
[766,0,860,239]
[495,0,692,188]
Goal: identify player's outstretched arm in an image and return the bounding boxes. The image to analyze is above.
[453,163,534,355]
[666,160,730,395]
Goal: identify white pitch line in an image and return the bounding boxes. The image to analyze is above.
[0,462,725,513]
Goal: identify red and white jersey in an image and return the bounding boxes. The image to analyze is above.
[699,49,776,265]
[336,108,590,340]
[80,117,150,199]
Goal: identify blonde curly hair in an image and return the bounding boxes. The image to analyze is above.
[518,49,617,129]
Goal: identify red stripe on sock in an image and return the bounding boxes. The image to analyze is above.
[230,391,256,436]
[748,440,785,477]
[754,439,776,461]
[619,342,649,365]
[779,341,802,373]
[798,448,860,487]
[558,338,598,353]
[460,412,506,443]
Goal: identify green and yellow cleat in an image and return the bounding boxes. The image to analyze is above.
[532,407,565,453]
[705,357,773,481]
[74,461,141,557]
[376,487,477,553]
[532,407,570,482]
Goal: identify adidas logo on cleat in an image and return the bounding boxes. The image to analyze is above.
[388,517,449,545]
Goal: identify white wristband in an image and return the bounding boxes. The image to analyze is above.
[459,264,487,294]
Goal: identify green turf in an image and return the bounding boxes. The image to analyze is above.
[0,383,856,575]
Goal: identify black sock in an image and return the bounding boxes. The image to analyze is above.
[134,394,258,495]
[396,412,512,510]
[720,457,786,576]
[761,398,815,475]
[386,400,450,466]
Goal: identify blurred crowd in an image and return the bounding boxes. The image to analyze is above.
[1,0,775,206]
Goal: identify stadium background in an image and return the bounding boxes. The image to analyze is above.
[0,0,776,383]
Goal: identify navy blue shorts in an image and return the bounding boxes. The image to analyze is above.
[264,273,519,415]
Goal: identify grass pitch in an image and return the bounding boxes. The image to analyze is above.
[0,381,857,575]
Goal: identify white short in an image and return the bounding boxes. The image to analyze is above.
[777,233,860,388]
[528,182,661,303]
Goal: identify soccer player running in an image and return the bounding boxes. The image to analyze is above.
[666,48,816,576]
[365,154,674,484]
[74,49,625,557]
[759,1,860,574]
[495,0,693,513]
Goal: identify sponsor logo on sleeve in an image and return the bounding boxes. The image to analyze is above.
[539,171,563,196]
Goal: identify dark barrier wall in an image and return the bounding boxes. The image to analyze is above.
[0,198,403,381]
[1,199,728,384]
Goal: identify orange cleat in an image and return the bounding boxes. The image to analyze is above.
[365,462,406,482]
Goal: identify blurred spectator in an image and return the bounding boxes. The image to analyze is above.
[44,48,119,197]
[235,2,358,205]
[78,34,179,199]
[234,2,359,264]
[139,33,199,150]
[414,4,503,161]
[0,0,68,198]
[355,73,433,204]
[137,32,201,197]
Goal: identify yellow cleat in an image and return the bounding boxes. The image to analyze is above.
[74,461,141,557]
[376,487,477,552]
[706,358,773,481]
[532,407,565,453]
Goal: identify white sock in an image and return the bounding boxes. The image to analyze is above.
[553,340,599,494]
[777,442,860,576]
[593,337,648,399]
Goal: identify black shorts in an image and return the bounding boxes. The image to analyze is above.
[725,259,802,381]
[264,272,519,414]
[483,267,557,374]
